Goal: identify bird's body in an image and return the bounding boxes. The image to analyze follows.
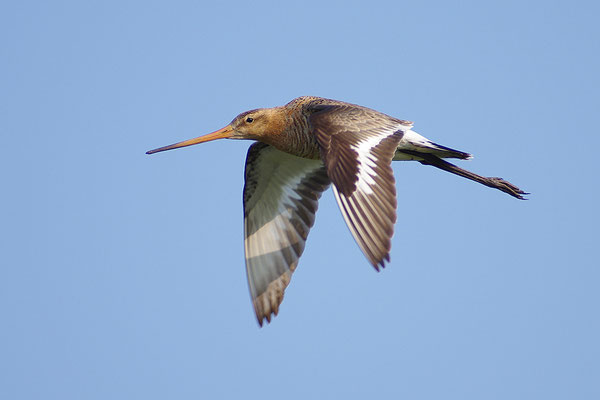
[147,96,527,325]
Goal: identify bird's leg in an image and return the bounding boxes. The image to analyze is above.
[399,151,528,200]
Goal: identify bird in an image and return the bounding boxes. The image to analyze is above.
[147,96,527,326]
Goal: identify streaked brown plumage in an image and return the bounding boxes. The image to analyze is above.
[147,96,527,325]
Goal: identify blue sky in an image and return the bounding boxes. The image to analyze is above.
[2,0,599,399]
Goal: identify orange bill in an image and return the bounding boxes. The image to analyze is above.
[146,125,234,154]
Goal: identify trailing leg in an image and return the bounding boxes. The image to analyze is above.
[399,150,528,200]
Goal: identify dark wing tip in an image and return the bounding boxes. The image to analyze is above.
[256,314,270,328]
[255,307,278,327]
[373,254,390,271]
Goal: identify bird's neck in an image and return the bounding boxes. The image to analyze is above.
[259,107,320,159]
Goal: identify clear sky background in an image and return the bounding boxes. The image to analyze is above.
[2,1,599,399]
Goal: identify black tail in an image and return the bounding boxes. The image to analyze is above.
[427,141,473,160]
[399,150,528,200]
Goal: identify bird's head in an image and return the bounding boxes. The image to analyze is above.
[146,107,286,155]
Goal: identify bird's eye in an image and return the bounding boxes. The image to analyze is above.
[246,117,254,123]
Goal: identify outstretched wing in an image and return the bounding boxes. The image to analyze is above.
[243,143,330,326]
[310,104,410,269]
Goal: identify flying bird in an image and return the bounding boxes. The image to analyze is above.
[147,96,527,325]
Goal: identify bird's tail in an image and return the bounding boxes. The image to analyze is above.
[423,141,473,160]
[395,129,473,160]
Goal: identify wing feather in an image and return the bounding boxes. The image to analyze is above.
[310,104,410,269]
[243,143,330,325]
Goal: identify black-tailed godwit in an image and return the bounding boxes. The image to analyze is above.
[147,96,527,325]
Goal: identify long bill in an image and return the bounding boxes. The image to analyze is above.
[146,125,234,155]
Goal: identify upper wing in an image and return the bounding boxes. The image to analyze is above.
[309,104,410,270]
[243,142,330,326]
